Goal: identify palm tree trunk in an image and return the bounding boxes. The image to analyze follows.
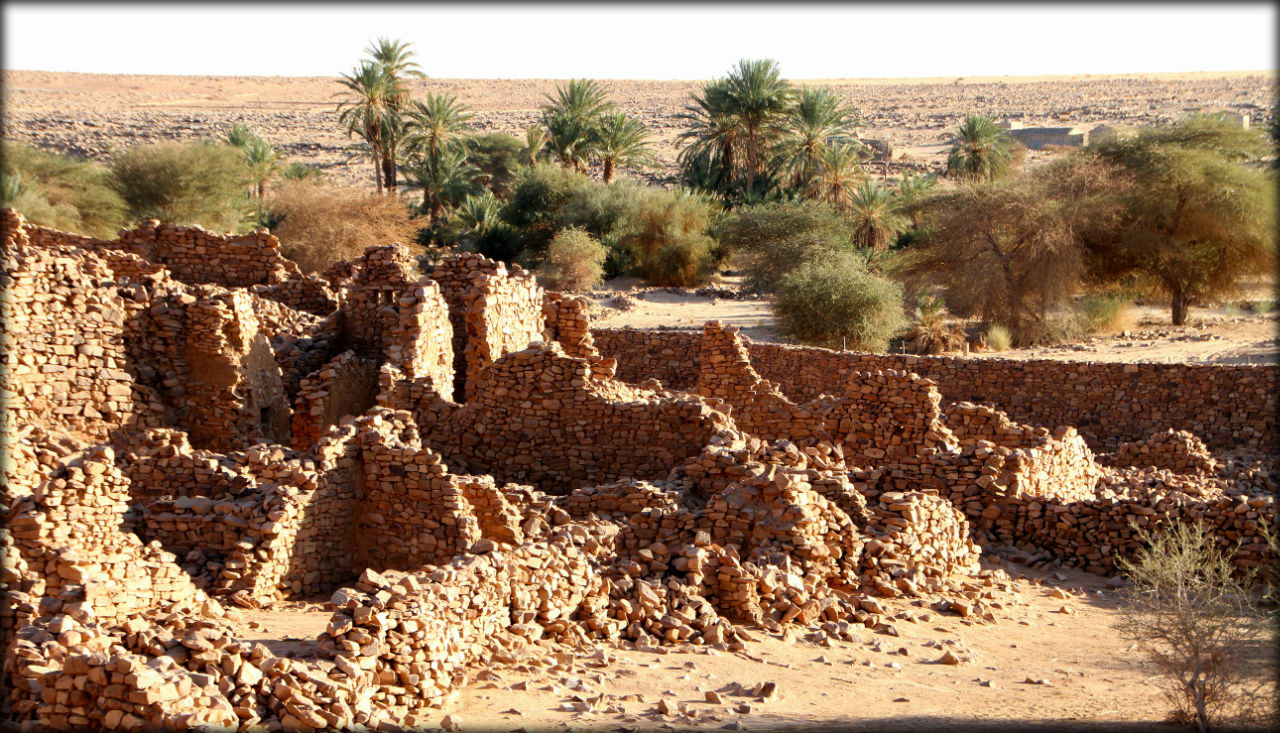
[373,158,383,194]
[383,154,397,192]
[603,159,614,184]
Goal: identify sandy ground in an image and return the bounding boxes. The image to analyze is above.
[230,556,1273,732]
[586,277,1279,367]
[3,70,1274,188]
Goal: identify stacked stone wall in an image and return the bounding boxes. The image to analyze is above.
[592,328,1277,453]
[289,350,381,450]
[21,215,302,289]
[405,342,736,492]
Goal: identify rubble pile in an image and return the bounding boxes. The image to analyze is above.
[2,208,1275,730]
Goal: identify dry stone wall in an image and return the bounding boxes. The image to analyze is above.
[592,328,1277,453]
[289,350,381,451]
[403,341,737,492]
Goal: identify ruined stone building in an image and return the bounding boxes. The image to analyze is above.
[2,208,1275,730]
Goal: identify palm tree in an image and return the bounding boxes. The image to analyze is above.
[676,79,743,197]
[946,113,1017,183]
[847,180,909,251]
[721,59,797,190]
[543,78,614,122]
[522,124,549,167]
[455,191,502,236]
[402,142,481,225]
[541,79,614,174]
[401,93,474,164]
[364,37,426,192]
[241,136,284,200]
[335,60,401,192]
[224,124,257,149]
[806,142,866,210]
[893,170,939,229]
[594,113,656,183]
[776,86,861,190]
[544,110,599,174]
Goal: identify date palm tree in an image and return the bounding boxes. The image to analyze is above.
[721,59,797,190]
[777,86,861,190]
[335,60,401,193]
[402,142,481,225]
[523,124,549,167]
[402,93,474,165]
[676,78,742,197]
[946,113,1017,183]
[241,136,284,200]
[594,113,656,183]
[806,141,866,210]
[542,79,614,173]
[848,180,909,251]
[364,37,426,192]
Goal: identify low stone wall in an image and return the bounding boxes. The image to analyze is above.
[20,215,302,289]
[592,327,1277,453]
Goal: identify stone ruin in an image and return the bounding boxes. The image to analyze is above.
[1,207,1276,730]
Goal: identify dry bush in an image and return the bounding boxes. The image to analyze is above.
[537,227,606,291]
[267,180,419,272]
[620,189,717,287]
[985,324,1011,352]
[1077,292,1136,334]
[1115,520,1278,732]
[905,291,967,354]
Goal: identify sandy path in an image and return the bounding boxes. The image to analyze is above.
[231,557,1264,731]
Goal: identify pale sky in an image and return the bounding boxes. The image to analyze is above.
[3,3,1275,80]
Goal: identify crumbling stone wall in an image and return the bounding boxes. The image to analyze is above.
[7,444,211,625]
[21,216,302,288]
[290,350,381,450]
[2,215,148,442]
[336,245,454,395]
[593,327,1277,453]
[429,252,547,402]
[543,292,598,360]
[405,342,737,491]
[350,410,524,572]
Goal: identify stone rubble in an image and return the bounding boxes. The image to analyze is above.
[2,208,1275,730]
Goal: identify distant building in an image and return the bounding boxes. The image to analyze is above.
[998,119,1091,149]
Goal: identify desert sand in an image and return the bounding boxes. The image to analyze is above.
[3,69,1275,188]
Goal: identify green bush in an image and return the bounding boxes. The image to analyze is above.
[2,141,128,238]
[556,179,646,245]
[718,200,855,292]
[464,133,525,198]
[619,189,717,286]
[773,252,906,351]
[110,141,253,233]
[537,227,607,291]
[497,162,590,261]
[471,222,526,263]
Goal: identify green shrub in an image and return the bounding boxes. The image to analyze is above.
[537,227,607,291]
[110,141,253,233]
[986,324,1012,352]
[773,252,906,351]
[556,179,646,245]
[619,189,717,287]
[471,222,525,263]
[718,200,855,292]
[498,162,590,261]
[2,141,128,237]
[464,133,524,198]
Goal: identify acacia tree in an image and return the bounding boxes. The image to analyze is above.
[1079,114,1276,325]
[908,158,1124,345]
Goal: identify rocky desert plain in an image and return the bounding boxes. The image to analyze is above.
[1,69,1278,733]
